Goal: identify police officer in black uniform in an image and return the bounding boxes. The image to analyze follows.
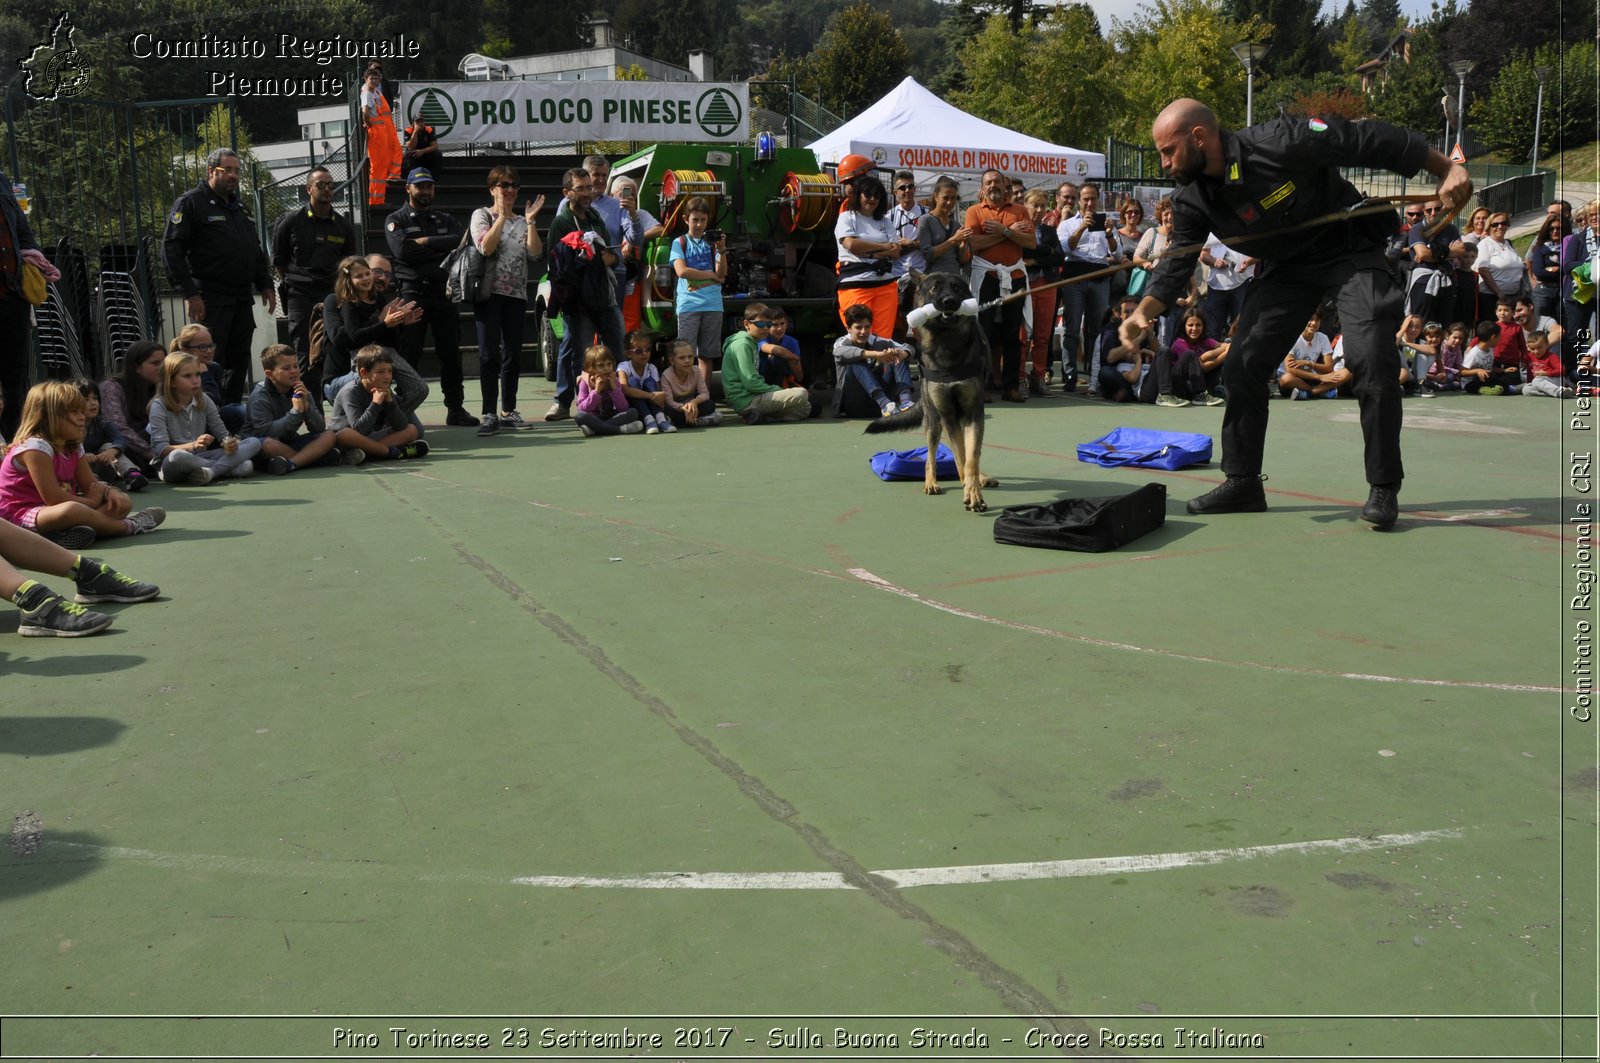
[384,167,473,426]
[163,147,276,404]
[270,166,356,397]
[1124,99,1471,530]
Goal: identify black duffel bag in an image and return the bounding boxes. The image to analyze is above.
[992,483,1167,552]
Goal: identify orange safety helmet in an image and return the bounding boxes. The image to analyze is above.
[835,154,875,184]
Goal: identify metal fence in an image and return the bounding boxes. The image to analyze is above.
[1479,171,1559,220]
[3,89,249,375]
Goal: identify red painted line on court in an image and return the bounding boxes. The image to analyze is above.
[834,506,862,525]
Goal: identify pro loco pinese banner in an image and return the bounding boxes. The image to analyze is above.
[399,81,750,145]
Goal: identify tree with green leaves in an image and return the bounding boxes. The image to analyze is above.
[1472,40,1598,164]
[764,1,909,118]
[953,6,1122,151]
[1219,0,1332,80]
[1364,22,1447,142]
[1110,0,1258,140]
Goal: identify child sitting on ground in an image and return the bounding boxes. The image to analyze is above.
[0,518,159,637]
[1394,315,1436,396]
[247,344,343,473]
[723,303,815,424]
[1489,298,1530,394]
[73,378,148,492]
[1427,322,1467,391]
[1163,311,1228,404]
[661,340,720,428]
[762,305,807,389]
[618,330,673,434]
[831,302,915,418]
[328,346,432,462]
[1279,311,1336,399]
[0,381,166,549]
[1521,331,1574,398]
[1099,297,1156,403]
[574,345,644,437]
[1459,321,1501,393]
[148,353,262,484]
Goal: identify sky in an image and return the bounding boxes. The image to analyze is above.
[1057,0,1440,35]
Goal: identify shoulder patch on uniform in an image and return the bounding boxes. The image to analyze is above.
[1228,161,1240,182]
[387,221,397,231]
[170,211,182,224]
[1308,118,1329,132]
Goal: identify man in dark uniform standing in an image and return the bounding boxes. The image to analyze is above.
[270,166,355,398]
[1123,99,1471,529]
[0,169,41,440]
[384,167,474,427]
[163,148,276,404]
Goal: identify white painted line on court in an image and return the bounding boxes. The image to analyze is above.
[508,830,1462,890]
[43,830,1461,892]
[846,568,1562,694]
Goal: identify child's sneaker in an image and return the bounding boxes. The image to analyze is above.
[123,470,148,492]
[662,421,678,433]
[396,440,430,460]
[1480,384,1505,396]
[265,455,293,475]
[1195,392,1225,407]
[14,582,113,638]
[704,410,723,426]
[126,508,166,535]
[620,420,645,434]
[44,525,96,550]
[578,422,596,437]
[878,397,896,417]
[73,559,159,604]
[340,447,367,465]
[189,466,215,485]
[1326,388,1339,400]
[230,460,255,478]
[499,410,530,430]
[739,408,763,425]
[896,395,916,412]
[645,422,661,435]
[1154,393,1189,408]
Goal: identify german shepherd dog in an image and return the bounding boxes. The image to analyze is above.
[866,270,997,512]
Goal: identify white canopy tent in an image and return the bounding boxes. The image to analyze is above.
[807,77,1105,197]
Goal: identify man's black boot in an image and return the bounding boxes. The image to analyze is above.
[1361,482,1400,530]
[1186,475,1268,515]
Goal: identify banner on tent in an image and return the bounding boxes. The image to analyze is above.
[400,81,750,144]
[893,145,1096,178]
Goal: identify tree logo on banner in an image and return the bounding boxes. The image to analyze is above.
[408,89,458,139]
[695,88,742,138]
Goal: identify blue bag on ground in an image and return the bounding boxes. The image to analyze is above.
[1076,427,1212,471]
[870,444,960,481]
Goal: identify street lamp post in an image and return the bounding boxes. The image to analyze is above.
[1450,59,1476,159]
[1531,65,1551,175]
[1232,42,1270,127]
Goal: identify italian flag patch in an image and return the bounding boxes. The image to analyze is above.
[1308,118,1329,132]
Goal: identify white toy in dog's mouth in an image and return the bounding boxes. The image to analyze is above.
[907,298,981,328]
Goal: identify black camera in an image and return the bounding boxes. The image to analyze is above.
[705,227,725,244]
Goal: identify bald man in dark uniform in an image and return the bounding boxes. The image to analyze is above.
[1123,99,1471,529]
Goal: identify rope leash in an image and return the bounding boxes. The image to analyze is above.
[976,193,1440,312]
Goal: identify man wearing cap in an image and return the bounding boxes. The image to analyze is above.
[384,167,474,427]
[162,147,276,404]
[271,166,356,397]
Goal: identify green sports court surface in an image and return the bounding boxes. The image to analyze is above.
[2,383,1594,1061]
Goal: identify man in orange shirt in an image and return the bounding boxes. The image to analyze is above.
[963,169,1036,402]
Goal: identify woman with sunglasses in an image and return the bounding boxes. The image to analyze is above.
[469,166,545,435]
[834,174,901,337]
[1472,212,1527,304]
